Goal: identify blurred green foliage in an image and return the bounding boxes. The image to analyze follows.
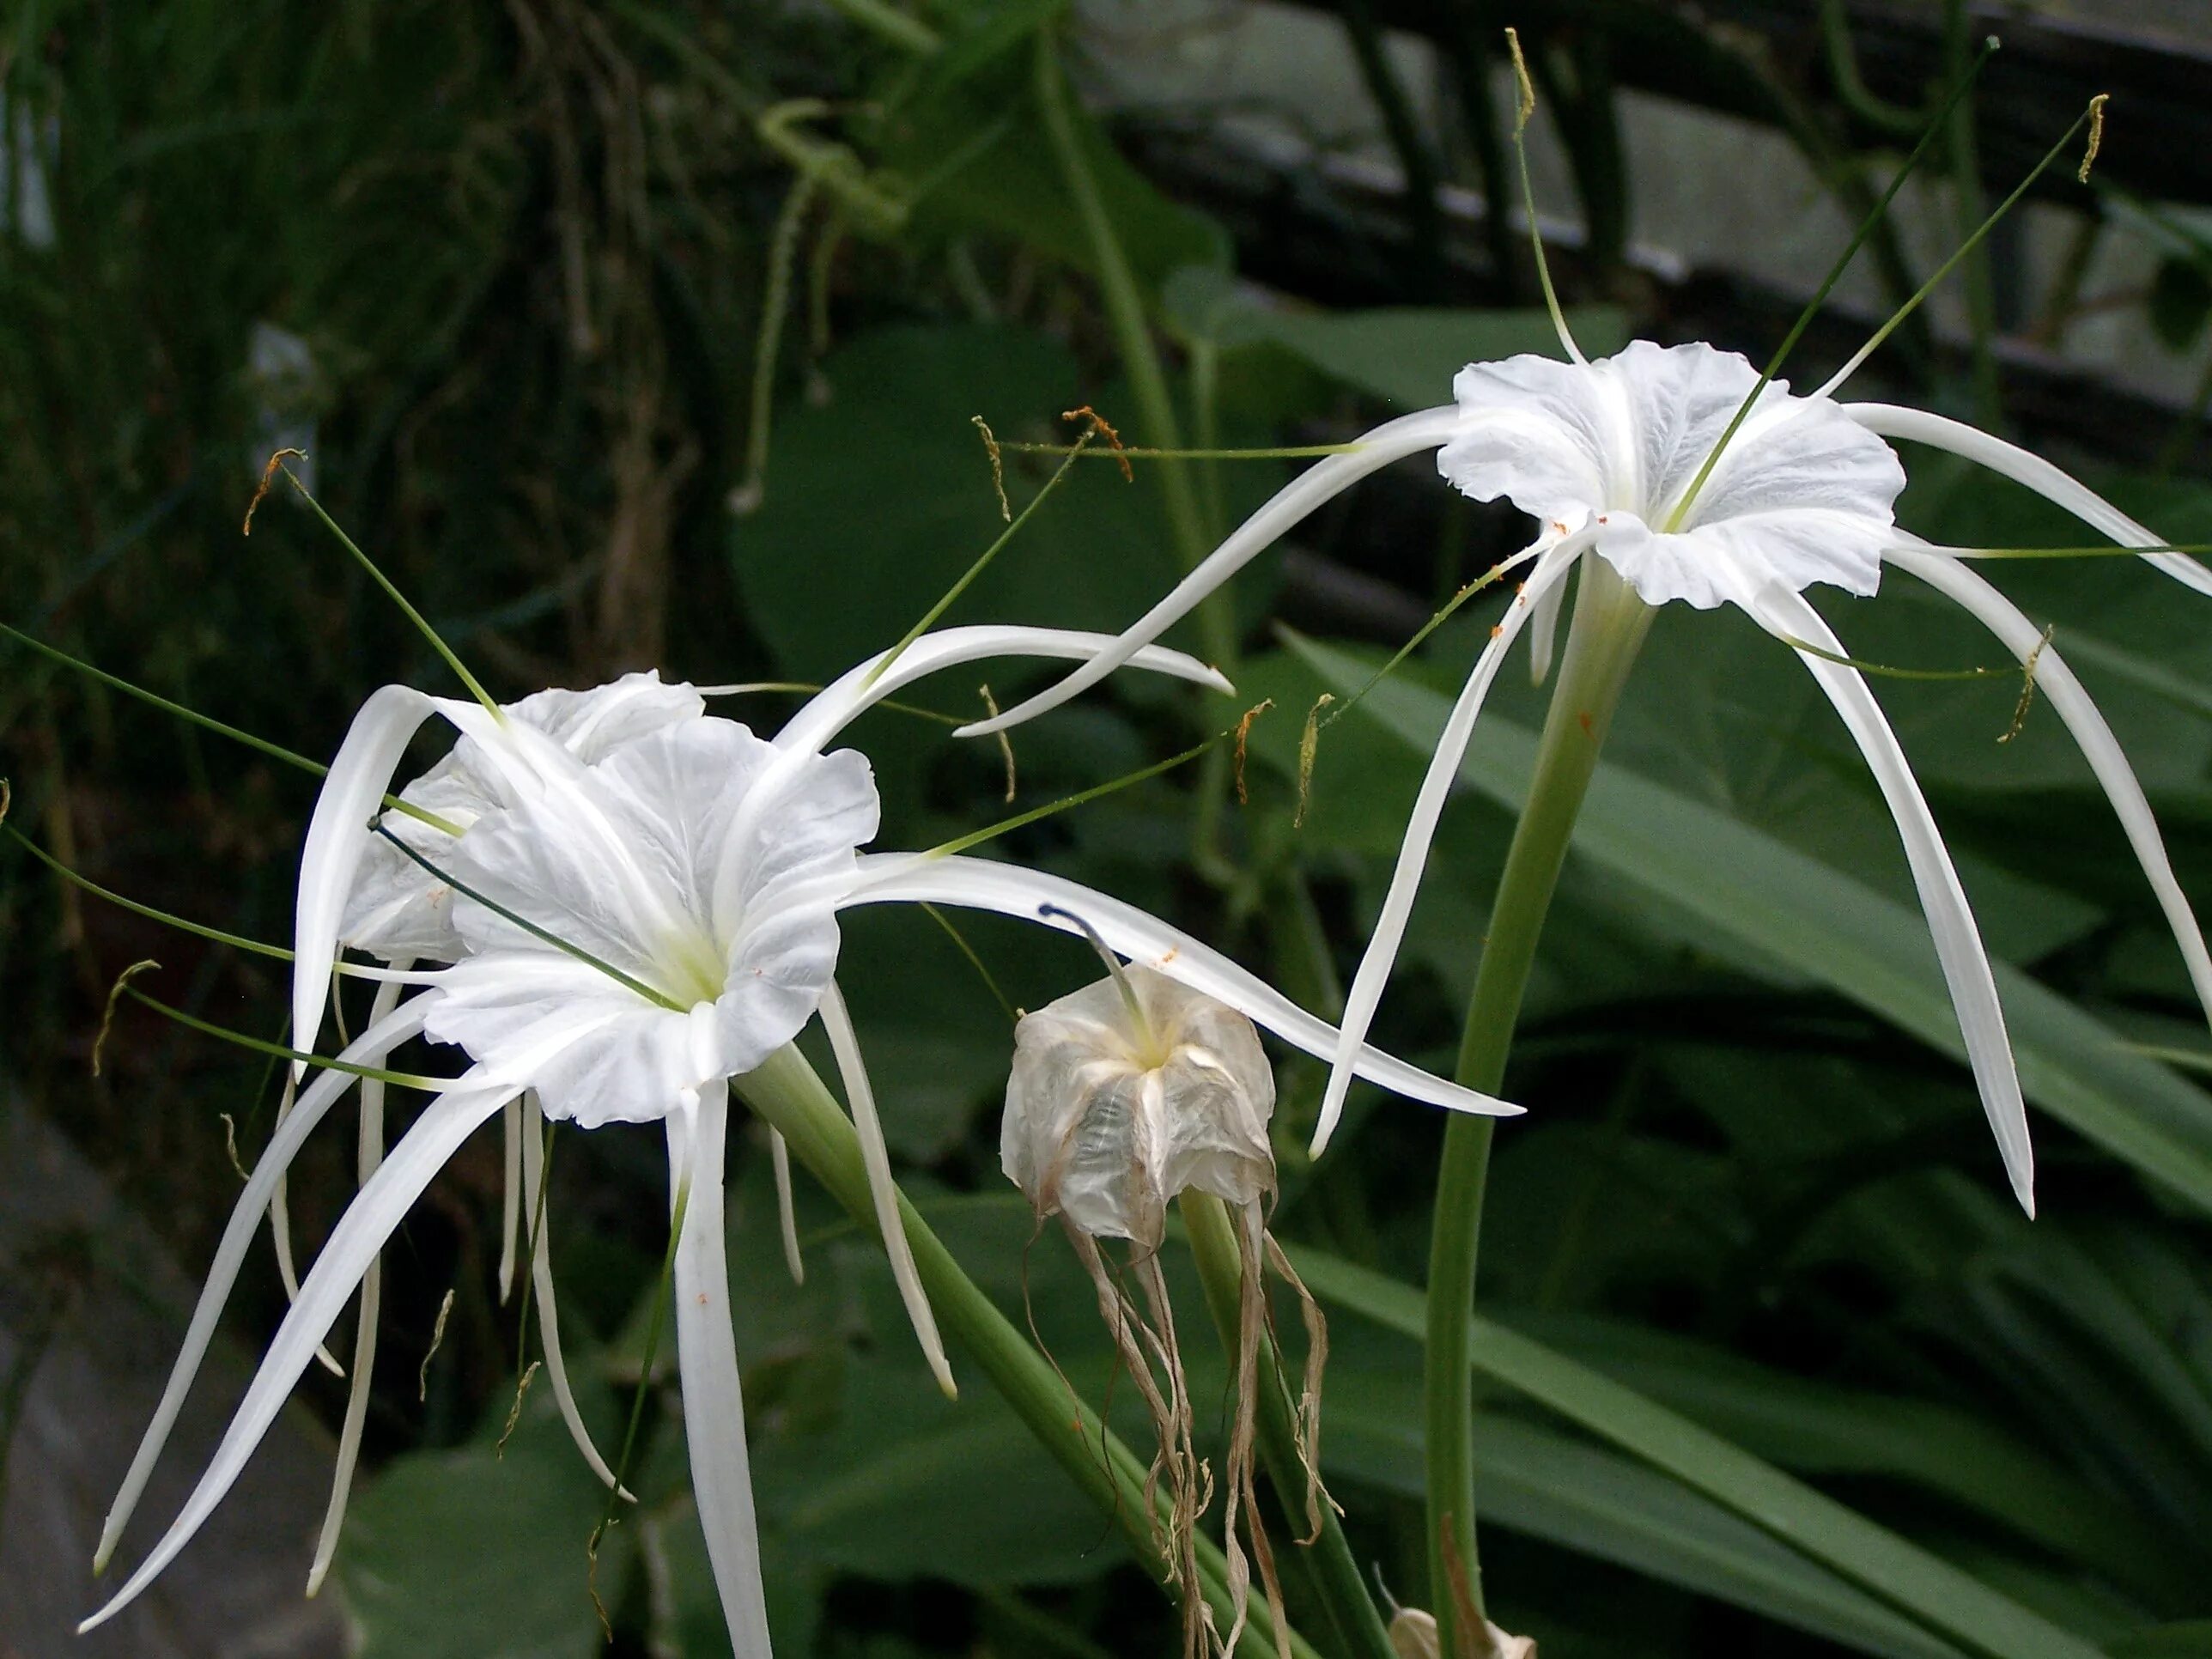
[6,2,2212,1656]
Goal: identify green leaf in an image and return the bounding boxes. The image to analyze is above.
[340,1390,635,1659]
[1275,634,2212,1215]
[1291,1249,2109,1659]
[734,325,1185,679]
[1227,302,1628,411]
[1326,1366,1970,1659]
[1506,1309,2202,1603]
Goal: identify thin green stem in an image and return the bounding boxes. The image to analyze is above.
[1181,1191,1397,1659]
[125,986,444,1090]
[737,1047,1316,1659]
[1030,31,1231,672]
[1943,0,2002,428]
[1425,556,1651,1653]
[1664,38,1994,532]
[274,462,500,716]
[866,427,1097,690]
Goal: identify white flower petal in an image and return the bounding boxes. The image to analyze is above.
[1443,352,1620,526]
[1316,540,1587,1155]
[424,955,690,1127]
[305,969,410,1597]
[341,673,704,965]
[665,1084,774,1659]
[1848,402,2212,599]
[958,407,1466,737]
[431,720,874,1118]
[498,1097,522,1304]
[780,626,1235,757]
[95,995,431,1576]
[1739,579,2033,1214]
[1527,569,1566,686]
[843,854,1521,1120]
[1893,544,2212,1027]
[82,1074,515,1633]
[1446,343,1905,611]
[519,1093,632,1497]
[769,1129,805,1284]
[819,979,953,1397]
[293,684,450,1068]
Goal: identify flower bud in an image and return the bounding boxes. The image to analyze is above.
[1002,966,1276,1251]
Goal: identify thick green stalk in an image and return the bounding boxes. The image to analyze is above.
[1180,1191,1398,1659]
[738,1047,1316,1659]
[1424,556,1651,1655]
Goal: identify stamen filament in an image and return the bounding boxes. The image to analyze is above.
[920,733,1219,860]
[372,824,685,1012]
[1503,27,1584,367]
[995,442,1361,461]
[0,624,462,834]
[1665,37,1998,532]
[124,985,445,1090]
[267,455,502,718]
[863,422,1099,690]
[1773,634,2020,683]
[1814,96,2101,404]
[1036,902,1158,1055]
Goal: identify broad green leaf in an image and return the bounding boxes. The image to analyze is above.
[1326,1367,1969,1659]
[1291,1249,2109,1659]
[1276,635,2212,1215]
[884,54,1228,300]
[1237,306,1628,412]
[734,325,1188,680]
[770,1358,1129,1586]
[1507,1309,2202,1604]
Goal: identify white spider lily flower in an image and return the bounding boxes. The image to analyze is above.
[1003,963,1276,1251]
[957,342,2212,1214]
[92,626,1514,1656]
[340,670,706,963]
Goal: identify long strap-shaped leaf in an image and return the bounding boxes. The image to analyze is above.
[1282,634,2212,1215]
[1289,1249,2103,1659]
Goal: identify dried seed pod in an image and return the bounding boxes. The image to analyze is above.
[1002,964,1277,1252]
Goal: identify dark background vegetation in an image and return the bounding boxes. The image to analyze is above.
[5,2,2212,1656]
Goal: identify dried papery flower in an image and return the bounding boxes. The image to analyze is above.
[1003,927,1329,1659]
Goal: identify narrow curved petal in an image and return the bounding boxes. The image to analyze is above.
[267,1069,344,1379]
[842,854,1521,1121]
[1740,579,2033,1214]
[520,1093,632,1497]
[94,996,432,1574]
[769,1129,805,1285]
[1316,541,1587,1155]
[498,1098,522,1304]
[957,406,1466,738]
[1848,403,2212,599]
[1893,544,2212,1026]
[306,969,410,1596]
[292,684,447,1071]
[1527,568,1567,686]
[666,1083,774,1659]
[818,980,953,1397]
[83,1074,515,1632]
[778,627,1235,758]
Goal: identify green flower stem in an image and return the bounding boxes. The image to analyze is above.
[1425,556,1652,1654]
[738,1046,1316,1659]
[1180,1190,1399,1659]
[1031,28,1232,673]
